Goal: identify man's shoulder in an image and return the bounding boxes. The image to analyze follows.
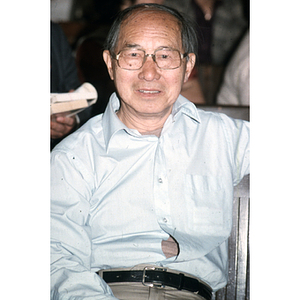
[52,114,106,154]
[194,107,250,137]
[196,107,249,123]
[195,107,227,123]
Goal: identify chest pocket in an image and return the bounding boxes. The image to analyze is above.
[184,174,230,236]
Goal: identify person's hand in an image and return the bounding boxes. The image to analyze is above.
[161,236,179,258]
[51,113,77,139]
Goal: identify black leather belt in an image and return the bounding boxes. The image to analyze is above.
[100,267,212,300]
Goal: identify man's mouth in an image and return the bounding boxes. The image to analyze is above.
[138,90,160,94]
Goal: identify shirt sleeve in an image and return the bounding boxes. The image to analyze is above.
[50,150,118,300]
[220,114,250,186]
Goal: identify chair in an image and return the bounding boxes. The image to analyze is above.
[213,174,250,300]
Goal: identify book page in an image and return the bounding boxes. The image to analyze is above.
[50,82,98,115]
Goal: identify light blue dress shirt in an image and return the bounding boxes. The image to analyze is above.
[51,93,250,299]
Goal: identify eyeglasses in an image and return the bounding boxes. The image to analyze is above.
[112,48,188,70]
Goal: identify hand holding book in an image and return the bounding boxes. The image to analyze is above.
[51,113,77,140]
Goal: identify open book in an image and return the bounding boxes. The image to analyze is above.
[50,82,98,116]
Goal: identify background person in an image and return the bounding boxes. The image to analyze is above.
[51,21,93,150]
[216,30,249,106]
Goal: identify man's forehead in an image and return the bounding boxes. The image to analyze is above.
[120,9,180,31]
[116,10,182,50]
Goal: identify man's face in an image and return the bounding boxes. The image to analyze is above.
[103,10,195,118]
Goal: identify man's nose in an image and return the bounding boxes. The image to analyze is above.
[138,55,161,81]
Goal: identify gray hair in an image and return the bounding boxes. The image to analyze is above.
[104,3,198,59]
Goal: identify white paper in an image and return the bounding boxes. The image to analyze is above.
[50,82,98,104]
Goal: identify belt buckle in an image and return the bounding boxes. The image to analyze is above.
[142,266,167,288]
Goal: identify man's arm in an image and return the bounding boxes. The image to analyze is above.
[221,115,250,185]
[51,151,118,300]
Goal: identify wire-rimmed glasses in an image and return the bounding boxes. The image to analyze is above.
[112,48,188,70]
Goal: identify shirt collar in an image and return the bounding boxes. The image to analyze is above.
[102,93,127,151]
[172,94,201,123]
[102,93,201,151]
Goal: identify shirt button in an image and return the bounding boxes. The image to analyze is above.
[163,218,168,223]
[158,178,163,183]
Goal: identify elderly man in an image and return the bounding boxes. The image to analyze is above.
[51,4,249,300]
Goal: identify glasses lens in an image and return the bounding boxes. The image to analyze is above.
[155,49,181,69]
[118,49,144,70]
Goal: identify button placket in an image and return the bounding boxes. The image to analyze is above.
[153,138,172,228]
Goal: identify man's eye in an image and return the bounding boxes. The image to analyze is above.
[126,51,142,58]
[157,52,172,59]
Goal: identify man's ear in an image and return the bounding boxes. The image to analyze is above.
[103,50,114,80]
[184,53,196,83]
